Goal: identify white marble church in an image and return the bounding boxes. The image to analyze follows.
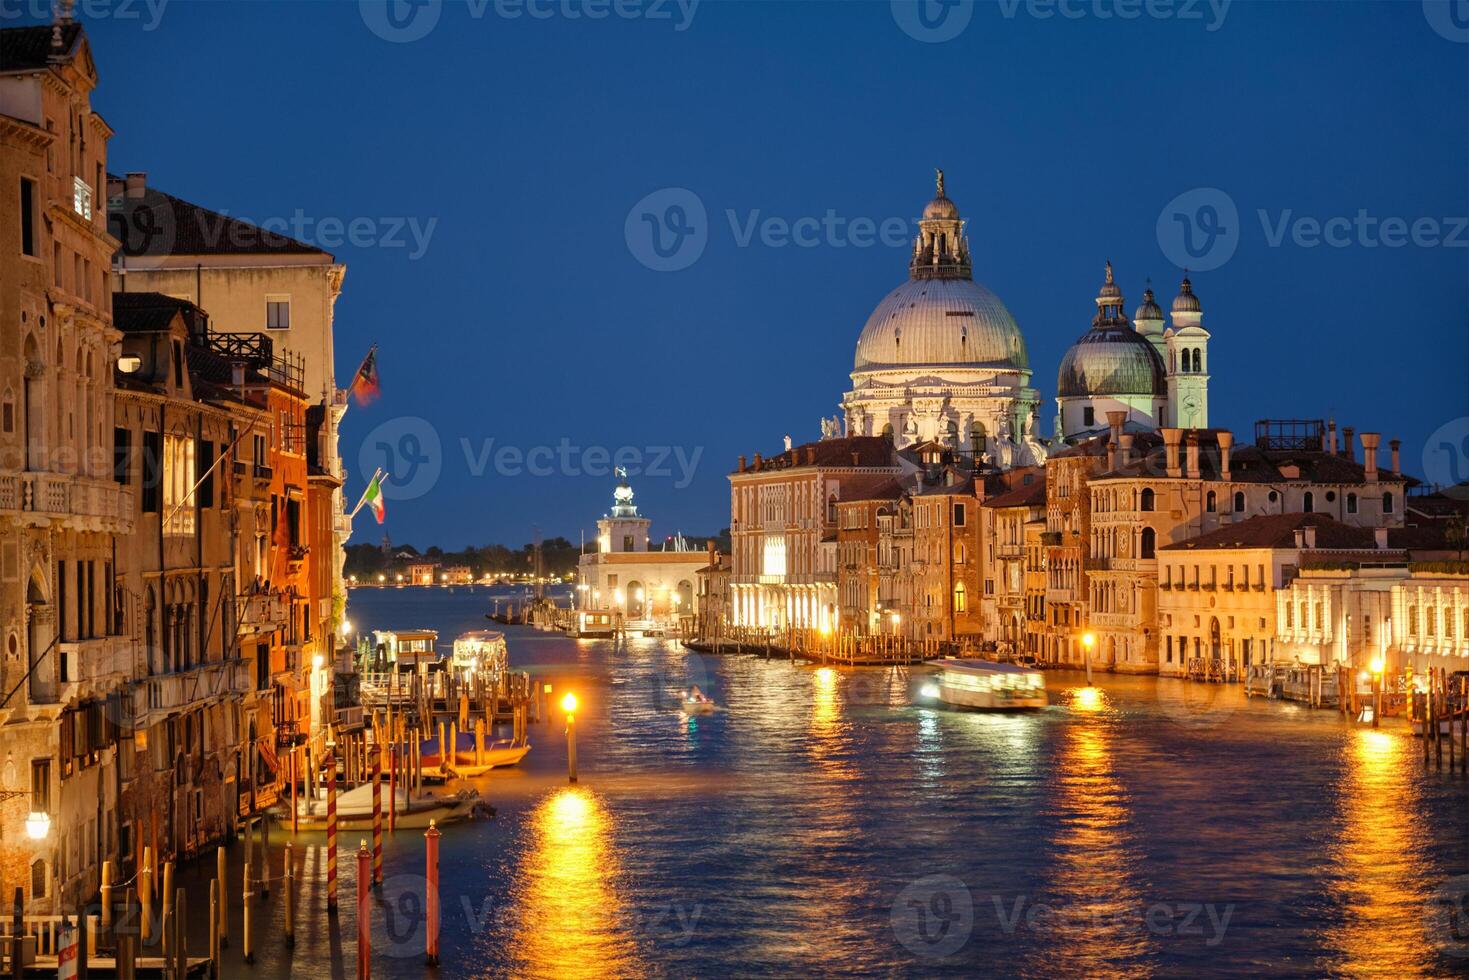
[834,173,1210,455]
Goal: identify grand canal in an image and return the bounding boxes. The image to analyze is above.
[183,586,1469,978]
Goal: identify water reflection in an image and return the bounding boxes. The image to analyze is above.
[1322,729,1436,975]
[505,788,641,979]
[1032,686,1153,977]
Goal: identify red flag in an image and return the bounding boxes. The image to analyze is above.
[349,345,380,406]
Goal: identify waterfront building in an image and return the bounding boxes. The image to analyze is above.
[979,470,1046,653]
[407,562,438,586]
[0,20,136,910]
[840,174,1047,464]
[835,478,904,635]
[694,546,731,641]
[908,457,979,643]
[728,436,900,631]
[577,474,705,623]
[1392,566,1469,675]
[108,173,350,652]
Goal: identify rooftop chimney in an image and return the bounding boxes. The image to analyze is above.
[1360,432,1380,483]
[1389,439,1401,476]
[1185,432,1201,479]
[737,455,747,473]
[1293,529,1306,548]
[1327,419,1338,455]
[125,172,147,200]
[1342,427,1354,461]
[1106,411,1126,471]
[1119,432,1135,467]
[752,453,763,470]
[1162,428,1183,478]
[1217,430,1234,481]
[1375,527,1389,550]
[1303,525,1317,548]
[783,435,793,452]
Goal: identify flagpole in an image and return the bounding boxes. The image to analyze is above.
[162,404,269,529]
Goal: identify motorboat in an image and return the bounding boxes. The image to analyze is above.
[681,688,717,714]
[410,732,532,774]
[451,629,508,674]
[918,659,1048,710]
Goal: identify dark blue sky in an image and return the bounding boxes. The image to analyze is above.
[81,0,1467,548]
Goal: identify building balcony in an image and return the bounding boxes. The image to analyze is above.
[237,592,290,635]
[131,659,250,727]
[0,471,135,532]
[58,636,132,699]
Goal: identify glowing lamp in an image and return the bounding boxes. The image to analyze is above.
[1369,655,1385,675]
[25,810,50,841]
[1081,632,1097,650]
[561,692,578,714]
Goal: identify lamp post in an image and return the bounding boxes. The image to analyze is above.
[0,791,50,841]
[561,692,578,783]
[1081,631,1097,686]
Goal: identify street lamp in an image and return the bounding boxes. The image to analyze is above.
[0,791,50,841]
[561,692,579,783]
[1081,631,1097,686]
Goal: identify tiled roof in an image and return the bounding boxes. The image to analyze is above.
[982,477,1047,509]
[108,179,328,257]
[736,436,895,474]
[1161,513,1438,552]
[838,477,907,504]
[112,291,199,333]
[0,24,80,72]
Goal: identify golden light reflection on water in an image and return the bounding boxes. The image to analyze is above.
[1323,728,1437,976]
[808,666,855,779]
[1041,690,1153,978]
[506,787,642,980]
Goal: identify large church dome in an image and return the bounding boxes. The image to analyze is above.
[854,277,1029,372]
[852,171,1029,374]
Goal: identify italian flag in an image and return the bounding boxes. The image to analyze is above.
[355,471,386,524]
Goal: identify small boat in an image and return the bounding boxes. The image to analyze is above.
[681,687,716,714]
[277,783,484,831]
[410,733,531,772]
[919,659,1048,710]
[451,629,508,673]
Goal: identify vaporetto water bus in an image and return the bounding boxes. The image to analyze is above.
[919,659,1048,710]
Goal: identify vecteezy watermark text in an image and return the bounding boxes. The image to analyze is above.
[0,0,168,30]
[461,438,702,488]
[359,0,698,43]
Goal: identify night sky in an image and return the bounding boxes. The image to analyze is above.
[75,0,1468,548]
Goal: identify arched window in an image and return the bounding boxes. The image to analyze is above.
[1233,491,1245,513]
[1140,527,1156,559]
[1192,348,1203,372]
[1206,491,1217,513]
[881,423,894,445]
[1303,491,1314,513]
[946,420,959,446]
[826,494,838,524]
[953,581,966,613]
[1382,491,1394,514]
[1140,487,1154,512]
[970,422,986,454]
[1346,493,1358,514]
[954,542,965,564]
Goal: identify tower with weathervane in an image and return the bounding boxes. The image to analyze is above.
[1164,274,1211,429]
[597,468,651,554]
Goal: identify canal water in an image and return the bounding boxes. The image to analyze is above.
[178,586,1469,978]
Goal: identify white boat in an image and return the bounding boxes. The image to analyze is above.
[277,783,484,831]
[920,659,1047,710]
[451,629,508,673]
[681,697,716,715]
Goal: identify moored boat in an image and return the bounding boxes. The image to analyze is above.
[277,783,484,831]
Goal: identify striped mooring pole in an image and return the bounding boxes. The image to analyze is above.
[327,750,339,913]
[371,743,383,886]
[424,820,441,966]
[356,840,371,980]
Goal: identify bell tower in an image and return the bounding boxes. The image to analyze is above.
[1164,273,1210,429]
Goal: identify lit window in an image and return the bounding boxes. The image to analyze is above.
[953,582,966,613]
[162,433,196,536]
[72,176,92,220]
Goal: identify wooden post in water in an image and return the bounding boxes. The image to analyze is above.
[209,879,219,980]
[138,850,153,948]
[258,814,270,898]
[284,839,296,948]
[171,888,184,980]
[7,887,20,980]
[160,861,174,963]
[372,743,384,886]
[424,821,441,967]
[216,844,228,948]
[290,747,299,834]
[100,860,114,938]
[356,841,372,980]
[242,852,254,964]
[119,892,136,980]
[327,749,339,913]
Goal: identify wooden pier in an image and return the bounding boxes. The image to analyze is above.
[686,625,941,667]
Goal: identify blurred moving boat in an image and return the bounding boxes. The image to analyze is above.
[920,659,1048,710]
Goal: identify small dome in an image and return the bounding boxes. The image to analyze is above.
[923,195,959,220]
[1134,287,1164,322]
[1173,275,1201,313]
[1057,324,1166,398]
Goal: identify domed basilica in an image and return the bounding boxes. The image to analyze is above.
[834,173,1210,465]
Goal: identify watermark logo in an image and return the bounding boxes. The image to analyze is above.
[1423,418,1469,498]
[108,190,178,257]
[379,873,435,958]
[1426,874,1469,958]
[625,188,707,272]
[459,438,702,488]
[891,0,974,43]
[891,873,973,958]
[1423,0,1469,43]
[360,0,443,43]
[0,0,169,31]
[360,416,443,502]
[1157,187,1239,271]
